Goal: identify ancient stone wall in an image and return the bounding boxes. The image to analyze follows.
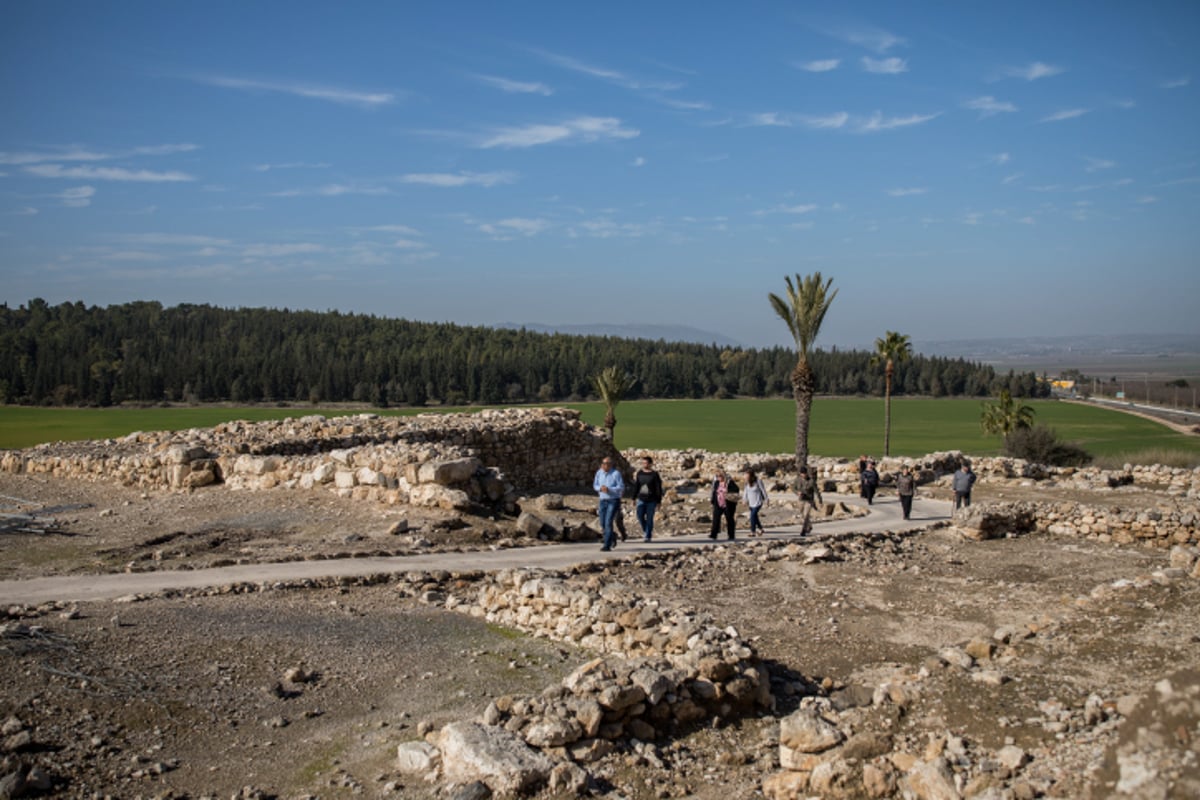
[953,500,1199,547]
[0,408,624,510]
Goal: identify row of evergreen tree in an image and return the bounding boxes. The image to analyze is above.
[0,299,1049,407]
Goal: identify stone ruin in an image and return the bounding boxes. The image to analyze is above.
[0,407,626,513]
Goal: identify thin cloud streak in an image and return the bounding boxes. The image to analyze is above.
[857,111,941,132]
[25,164,195,182]
[796,59,840,72]
[197,75,396,107]
[862,57,908,74]
[477,117,638,148]
[399,171,516,188]
[533,50,682,92]
[476,74,554,95]
[963,96,1017,117]
[1040,108,1089,123]
[1005,62,1064,80]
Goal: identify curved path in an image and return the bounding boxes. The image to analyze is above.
[0,494,953,606]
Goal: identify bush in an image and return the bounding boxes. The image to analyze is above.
[1003,424,1092,467]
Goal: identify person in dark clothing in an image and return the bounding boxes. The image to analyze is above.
[708,468,739,541]
[795,464,822,535]
[857,454,869,498]
[860,460,880,505]
[952,463,977,510]
[896,465,916,520]
[631,455,665,541]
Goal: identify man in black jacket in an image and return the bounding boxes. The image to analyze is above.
[631,455,665,541]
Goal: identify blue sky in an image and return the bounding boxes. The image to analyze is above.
[2,1,1198,350]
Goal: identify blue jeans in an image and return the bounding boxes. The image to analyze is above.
[748,504,763,533]
[636,500,658,539]
[598,498,620,548]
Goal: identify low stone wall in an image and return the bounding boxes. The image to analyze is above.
[626,448,1200,499]
[953,500,1200,547]
[392,566,772,795]
[0,408,623,509]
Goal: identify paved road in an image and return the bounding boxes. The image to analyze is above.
[0,494,953,606]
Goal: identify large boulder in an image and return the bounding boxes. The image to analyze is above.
[437,721,556,797]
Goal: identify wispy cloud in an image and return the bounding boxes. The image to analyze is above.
[796,59,840,73]
[817,25,906,54]
[196,75,396,107]
[1136,195,1158,204]
[1084,157,1115,172]
[358,224,422,236]
[746,112,849,129]
[963,96,1017,118]
[1161,76,1190,89]
[757,203,819,215]
[252,162,331,172]
[25,164,195,182]
[130,143,199,157]
[58,186,95,207]
[631,157,646,167]
[1004,62,1064,81]
[399,171,515,187]
[479,217,549,237]
[989,152,1011,165]
[533,50,682,91]
[242,242,324,257]
[887,187,927,196]
[112,233,232,247]
[1,144,195,165]
[653,96,711,111]
[475,74,553,96]
[478,116,638,148]
[857,111,940,132]
[269,183,390,197]
[1040,108,1089,123]
[862,57,907,74]
[569,218,660,238]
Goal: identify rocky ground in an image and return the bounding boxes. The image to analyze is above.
[1,469,1198,799]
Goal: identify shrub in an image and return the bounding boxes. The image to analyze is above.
[1003,424,1092,467]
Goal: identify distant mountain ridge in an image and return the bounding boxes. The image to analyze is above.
[914,333,1199,360]
[495,322,742,347]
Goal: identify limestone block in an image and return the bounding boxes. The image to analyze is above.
[779,707,844,754]
[418,457,482,486]
[437,721,555,796]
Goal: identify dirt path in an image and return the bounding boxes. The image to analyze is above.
[0,494,952,605]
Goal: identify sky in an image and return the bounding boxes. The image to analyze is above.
[2,1,1198,351]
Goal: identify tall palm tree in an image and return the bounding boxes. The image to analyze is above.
[870,330,912,457]
[981,389,1036,437]
[592,365,635,439]
[768,272,838,469]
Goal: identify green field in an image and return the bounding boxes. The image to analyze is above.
[2,398,1197,463]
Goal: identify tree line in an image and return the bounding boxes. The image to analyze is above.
[0,299,1049,407]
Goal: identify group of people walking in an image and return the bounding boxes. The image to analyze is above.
[594,453,973,549]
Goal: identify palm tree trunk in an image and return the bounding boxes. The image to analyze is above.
[792,358,815,469]
[884,363,893,456]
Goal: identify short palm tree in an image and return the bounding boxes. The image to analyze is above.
[592,366,635,439]
[768,272,838,469]
[870,331,912,457]
[981,389,1036,437]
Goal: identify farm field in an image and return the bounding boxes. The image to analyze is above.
[1,397,1197,462]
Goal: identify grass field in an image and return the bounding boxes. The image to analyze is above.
[2,398,1197,463]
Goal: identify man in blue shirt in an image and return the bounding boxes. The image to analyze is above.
[593,457,624,551]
